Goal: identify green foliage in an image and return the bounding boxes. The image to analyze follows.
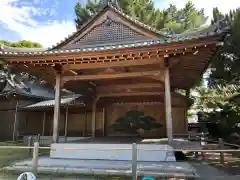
[74,0,102,29]
[192,84,240,111]
[0,40,11,47]
[191,7,240,137]
[189,7,240,139]
[209,8,240,87]
[0,40,42,48]
[74,0,208,34]
[199,104,240,138]
[111,110,162,134]
[125,0,156,25]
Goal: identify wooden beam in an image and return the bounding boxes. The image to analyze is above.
[147,76,165,81]
[12,101,19,142]
[64,106,69,138]
[102,108,105,137]
[113,102,164,105]
[91,98,98,138]
[63,71,163,82]
[99,83,164,90]
[97,83,164,94]
[98,92,164,98]
[63,58,163,71]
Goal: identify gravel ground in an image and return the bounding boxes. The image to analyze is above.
[191,162,240,180]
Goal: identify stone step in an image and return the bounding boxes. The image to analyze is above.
[6,161,199,178]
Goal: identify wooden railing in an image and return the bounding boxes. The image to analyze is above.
[1,140,240,179]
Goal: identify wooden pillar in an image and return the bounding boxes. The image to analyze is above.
[185,89,190,133]
[91,99,98,138]
[12,101,19,142]
[164,67,173,144]
[42,112,46,136]
[186,89,190,98]
[53,73,61,143]
[84,112,88,136]
[102,108,105,137]
[64,106,69,138]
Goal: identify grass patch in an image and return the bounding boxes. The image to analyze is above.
[0,170,131,180]
[0,142,30,168]
[2,171,191,180]
[0,141,50,168]
[37,173,131,180]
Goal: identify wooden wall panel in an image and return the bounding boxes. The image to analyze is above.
[11,94,187,139]
[172,108,187,134]
[105,104,166,137]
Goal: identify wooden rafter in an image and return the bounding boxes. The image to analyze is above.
[62,70,163,82]
[5,40,217,65]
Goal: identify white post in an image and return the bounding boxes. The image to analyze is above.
[12,101,19,142]
[32,142,39,174]
[132,143,137,180]
[164,68,173,144]
[28,136,33,156]
[53,73,61,143]
[219,138,225,164]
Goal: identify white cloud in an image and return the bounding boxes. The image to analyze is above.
[158,0,240,23]
[0,0,76,48]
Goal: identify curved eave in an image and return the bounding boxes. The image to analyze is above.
[0,33,225,59]
[0,33,226,91]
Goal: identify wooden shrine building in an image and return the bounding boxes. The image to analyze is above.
[0,1,228,144]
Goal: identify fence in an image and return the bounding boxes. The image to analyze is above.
[23,134,91,146]
[173,132,209,141]
[1,139,240,180]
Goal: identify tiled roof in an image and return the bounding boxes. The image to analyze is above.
[50,3,169,50]
[0,74,55,99]
[21,95,84,109]
[0,73,76,99]
[0,28,226,56]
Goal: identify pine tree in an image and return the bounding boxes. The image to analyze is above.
[74,0,208,34]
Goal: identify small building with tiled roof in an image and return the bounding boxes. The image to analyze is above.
[0,72,80,140]
[0,0,229,143]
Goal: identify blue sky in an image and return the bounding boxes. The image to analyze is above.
[0,0,239,47]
